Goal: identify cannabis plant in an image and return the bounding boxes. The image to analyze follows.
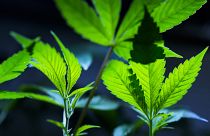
[55,0,207,129]
[0,0,208,135]
[31,32,101,136]
[0,32,101,136]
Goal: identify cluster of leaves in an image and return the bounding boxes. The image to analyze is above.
[0,32,121,136]
[102,48,208,135]
[0,0,208,136]
[55,0,206,64]
[55,0,183,63]
[54,1,209,134]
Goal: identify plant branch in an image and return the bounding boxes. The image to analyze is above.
[74,46,114,133]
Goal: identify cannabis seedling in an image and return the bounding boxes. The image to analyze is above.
[30,32,99,136]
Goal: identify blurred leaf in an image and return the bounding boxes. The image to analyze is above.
[10,31,40,49]
[77,53,93,71]
[0,50,30,84]
[76,96,119,111]
[145,0,165,13]
[0,91,62,106]
[92,0,121,40]
[130,9,165,64]
[113,120,143,136]
[152,113,172,133]
[151,0,207,32]
[21,85,64,106]
[51,32,82,93]
[114,0,144,60]
[75,125,100,136]
[31,42,67,96]
[55,0,111,46]
[0,101,14,125]
[115,0,144,43]
[161,109,208,123]
[114,42,132,60]
[134,108,149,124]
[114,124,132,136]
[47,119,65,129]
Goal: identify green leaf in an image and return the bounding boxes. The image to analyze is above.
[144,0,165,13]
[158,42,183,58]
[0,50,30,84]
[112,0,182,61]
[47,119,65,129]
[75,125,100,136]
[76,96,119,111]
[20,85,64,106]
[51,32,82,93]
[152,113,172,133]
[113,42,132,60]
[113,120,143,136]
[31,42,67,96]
[130,9,165,64]
[114,0,144,60]
[130,59,166,111]
[0,91,61,106]
[158,47,208,110]
[10,31,40,49]
[102,60,146,113]
[115,0,144,43]
[151,0,207,32]
[135,108,149,124]
[69,83,94,109]
[92,0,121,41]
[55,0,110,46]
[114,41,182,61]
[161,109,208,123]
[68,82,94,98]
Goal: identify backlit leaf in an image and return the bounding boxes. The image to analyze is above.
[0,50,30,84]
[92,0,121,41]
[51,32,82,93]
[0,91,61,106]
[152,0,207,32]
[31,42,67,96]
[55,0,110,46]
[158,48,208,110]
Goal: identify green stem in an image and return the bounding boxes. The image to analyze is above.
[74,46,114,133]
[63,98,70,136]
[149,105,154,136]
[149,119,153,136]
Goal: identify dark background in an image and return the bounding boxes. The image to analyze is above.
[0,0,210,136]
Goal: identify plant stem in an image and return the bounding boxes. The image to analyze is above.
[74,46,114,133]
[63,98,70,136]
[149,119,153,136]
